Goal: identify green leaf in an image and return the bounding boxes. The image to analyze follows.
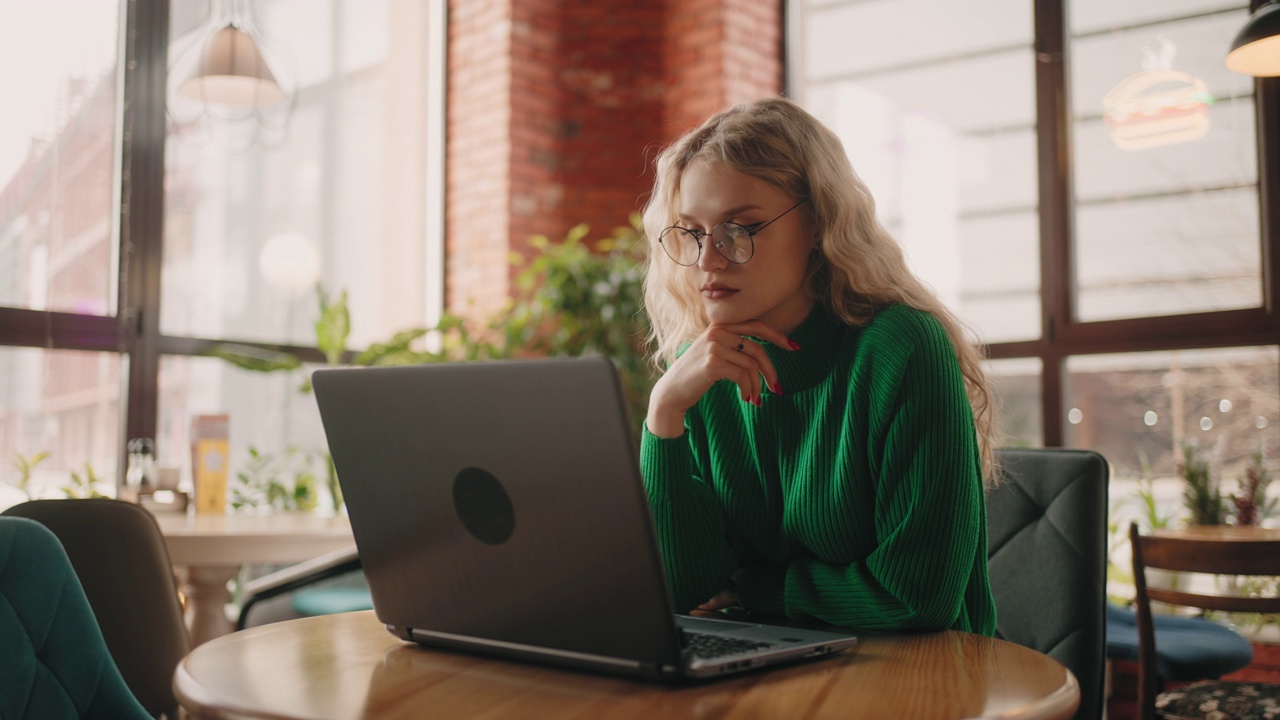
[315,287,351,366]
[353,327,431,365]
[207,345,302,373]
[565,224,590,245]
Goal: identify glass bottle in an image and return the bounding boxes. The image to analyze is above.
[125,437,156,489]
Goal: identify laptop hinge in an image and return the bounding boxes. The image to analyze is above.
[405,627,663,680]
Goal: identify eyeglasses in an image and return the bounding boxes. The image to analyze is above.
[658,198,808,266]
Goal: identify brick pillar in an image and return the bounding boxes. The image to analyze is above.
[663,0,783,138]
[445,0,782,320]
[447,0,513,317]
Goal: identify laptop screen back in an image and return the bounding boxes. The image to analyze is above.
[312,357,682,664]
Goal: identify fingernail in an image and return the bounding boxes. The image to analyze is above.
[775,381,784,396]
[788,340,802,350]
[753,395,763,407]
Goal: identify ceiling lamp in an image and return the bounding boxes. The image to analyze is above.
[1226,1,1280,77]
[167,0,296,150]
[177,24,285,108]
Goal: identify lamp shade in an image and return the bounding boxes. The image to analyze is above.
[1226,2,1280,77]
[177,25,285,107]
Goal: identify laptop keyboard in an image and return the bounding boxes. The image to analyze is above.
[682,631,776,660]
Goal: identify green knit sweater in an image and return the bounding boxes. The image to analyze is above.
[640,304,997,634]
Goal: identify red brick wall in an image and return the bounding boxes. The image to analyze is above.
[723,0,783,108]
[662,0,726,138]
[507,0,666,264]
[446,0,783,318]
[663,0,783,138]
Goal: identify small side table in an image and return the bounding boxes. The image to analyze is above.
[152,512,354,646]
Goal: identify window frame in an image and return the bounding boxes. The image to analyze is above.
[785,0,1280,447]
[1,0,1274,480]
[0,0,447,481]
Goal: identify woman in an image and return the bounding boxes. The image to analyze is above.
[640,97,998,634]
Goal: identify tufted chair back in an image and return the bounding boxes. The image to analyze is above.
[0,516,151,719]
[986,448,1110,720]
[3,499,190,719]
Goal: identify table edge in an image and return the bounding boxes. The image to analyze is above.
[175,658,299,720]
[980,667,1079,720]
[174,615,1083,720]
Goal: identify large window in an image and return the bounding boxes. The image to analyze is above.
[159,0,445,486]
[0,2,123,487]
[789,0,1280,500]
[0,0,444,501]
[0,348,122,502]
[795,0,1041,344]
[0,3,120,317]
[1070,2,1260,321]
[1066,347,1279,476]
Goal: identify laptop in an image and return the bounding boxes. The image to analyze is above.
[311,356,857,681]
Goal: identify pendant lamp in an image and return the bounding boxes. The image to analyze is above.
[167,0,296,150]
[1226,1,1280,77]
[177,24,285,108]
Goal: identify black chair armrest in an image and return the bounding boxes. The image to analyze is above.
[235,545,362,630]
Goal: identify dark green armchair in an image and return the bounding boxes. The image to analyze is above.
[0,515,151,719]
[987,448,1110,720]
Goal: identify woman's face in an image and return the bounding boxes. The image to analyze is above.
[674,160,816,334]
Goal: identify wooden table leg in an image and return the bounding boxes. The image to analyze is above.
[179,565,239,646]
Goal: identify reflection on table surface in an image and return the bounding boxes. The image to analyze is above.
[174,610,1080,720]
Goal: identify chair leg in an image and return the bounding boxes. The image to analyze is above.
[1103,660,1112,719]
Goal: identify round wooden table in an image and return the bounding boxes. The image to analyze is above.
[154,512,354,646]
[174,611,1080,720]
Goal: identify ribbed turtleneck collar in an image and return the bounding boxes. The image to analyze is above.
[762,305,847,393]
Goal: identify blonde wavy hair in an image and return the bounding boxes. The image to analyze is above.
[641,97,999,485]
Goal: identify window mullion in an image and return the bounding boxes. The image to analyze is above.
[1034,0,1072,446]
[118,0,171,478]
[1253,0,1280,316]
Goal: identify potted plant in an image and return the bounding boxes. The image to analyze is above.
[210,217,655,510]
[1180,442,1225,526]
[1232,448,1277,527]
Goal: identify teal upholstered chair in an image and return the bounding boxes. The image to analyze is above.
[0,516,151,719]
[236,545,369,629]
[1106,602,1252,685]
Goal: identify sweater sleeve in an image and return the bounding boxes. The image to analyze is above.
[640,424,740,613]
[737,308,987,631]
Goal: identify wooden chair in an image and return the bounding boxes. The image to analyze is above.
[1129,522,1280,720]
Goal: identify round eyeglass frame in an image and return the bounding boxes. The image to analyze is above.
[658,198,809,266]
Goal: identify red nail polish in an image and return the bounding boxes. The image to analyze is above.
[788,340,802,350]
[775,381,784,395]
[754,395,763,407]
